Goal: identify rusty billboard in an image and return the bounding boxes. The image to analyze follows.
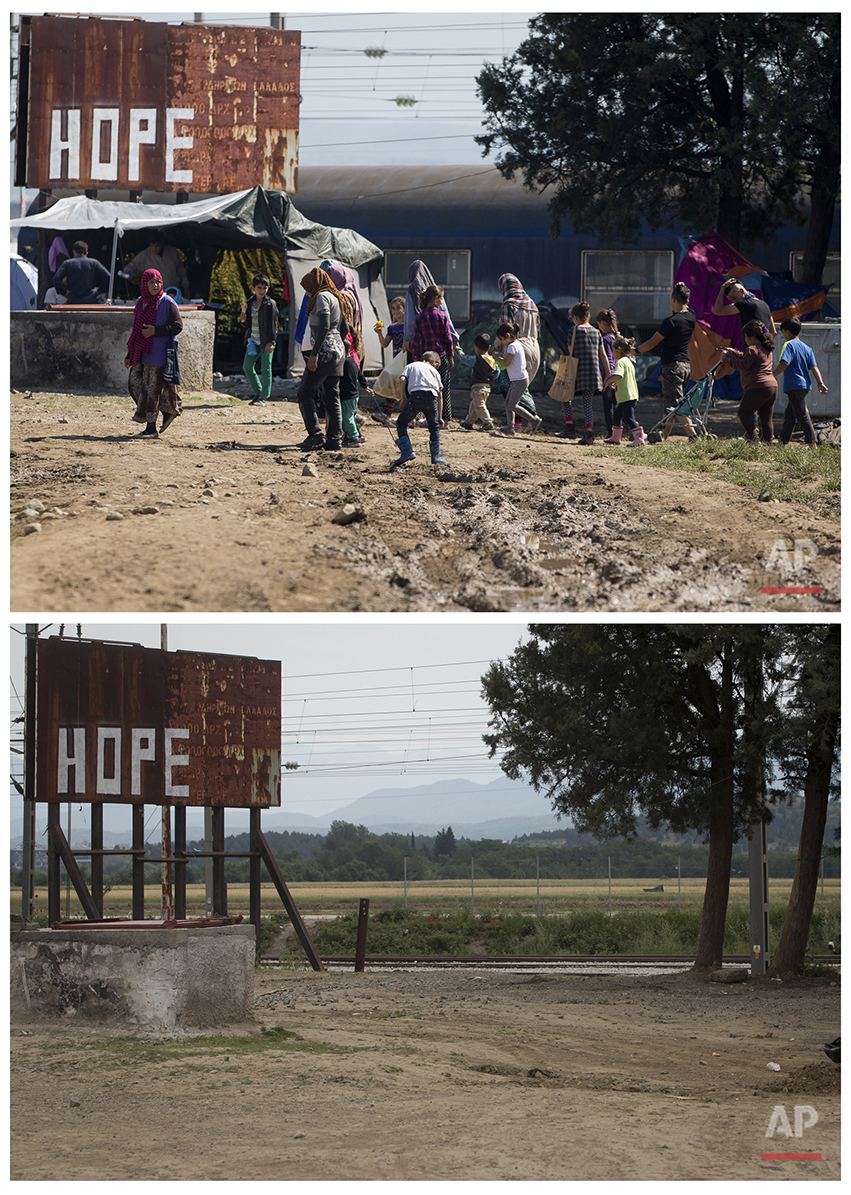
[35,638,281,807]
[17,15,300,193]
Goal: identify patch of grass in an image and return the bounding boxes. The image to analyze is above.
[39,1026,365,1063]
[608,439,840,515]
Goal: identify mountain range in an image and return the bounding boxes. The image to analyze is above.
[10,777,565,847]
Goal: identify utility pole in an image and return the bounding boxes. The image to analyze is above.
[21,624,38,921]
[160,624,174,920]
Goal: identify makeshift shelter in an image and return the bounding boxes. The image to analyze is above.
[10,253,38,311]
[9,186,389,374]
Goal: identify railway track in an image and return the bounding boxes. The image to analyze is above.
[260,953,840,973]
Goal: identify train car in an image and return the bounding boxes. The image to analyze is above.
[295,165,841,333]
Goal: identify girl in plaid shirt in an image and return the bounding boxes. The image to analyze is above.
[411,285,455,426]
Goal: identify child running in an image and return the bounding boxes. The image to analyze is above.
[493,322,542,436]
[461,334,498,431]
[773,317,828,446]
[372,295,406,426]
[392,350,447,469]
[603,336,643,446]
[719,320,777,443]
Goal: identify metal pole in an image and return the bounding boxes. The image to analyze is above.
[608,856,611,917]
[107,218,120,302]
[536,856,540,917]
[22,624,38,921]
[160,624,173,920]
[748,820,770,975]
[471,855,474,917]
[65,800,71,920]
[354,898,369,972]
[403,855,407,910]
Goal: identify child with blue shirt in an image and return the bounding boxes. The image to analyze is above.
[773,317,828,446]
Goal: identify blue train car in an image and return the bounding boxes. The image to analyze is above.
[295,165,841,330]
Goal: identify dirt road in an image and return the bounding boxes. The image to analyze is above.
[10,967,840,1181]
[10,389,839,612]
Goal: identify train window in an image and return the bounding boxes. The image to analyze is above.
[383,250,472,324]
[581,250,674,321]
[790,252,841,314]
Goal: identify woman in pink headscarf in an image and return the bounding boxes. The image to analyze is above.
[124,268,183,438]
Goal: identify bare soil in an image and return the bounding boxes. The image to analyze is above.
[10,967,840,1181]
[10,387,839,612]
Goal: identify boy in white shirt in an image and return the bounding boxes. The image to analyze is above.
[392,351,447,468]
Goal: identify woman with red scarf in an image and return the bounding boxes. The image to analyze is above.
[124,268,183,438]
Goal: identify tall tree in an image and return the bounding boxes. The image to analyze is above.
[476,14,836,268]
[768,625,841,976]
[481,626,784,969]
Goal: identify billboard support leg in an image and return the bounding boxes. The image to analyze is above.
[256,828,323,971]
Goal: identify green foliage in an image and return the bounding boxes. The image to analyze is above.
[475,13,839,260]
[612,440,840,517]
[309,902,840,959]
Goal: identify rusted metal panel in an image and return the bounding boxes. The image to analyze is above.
[35,638,281,807]
[21,16,299,193]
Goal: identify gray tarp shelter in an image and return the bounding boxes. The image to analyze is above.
[10,185,390,374]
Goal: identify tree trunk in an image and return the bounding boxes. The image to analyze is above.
[694,776,735,969]
[768,707,839,976]
[800,174,838,286]
[693,644,736,970]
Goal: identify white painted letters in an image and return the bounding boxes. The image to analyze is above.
[164,728,190,798]
[57,727,86,794]
[49,109,81,179]
[131,728,157,795]
[128,108,157,181]
[166,108,194,183]
[96,727,122,794]
[90,107,120,181]
[46,107,194,185]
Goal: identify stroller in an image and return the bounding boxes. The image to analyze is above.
[646,363,718,443]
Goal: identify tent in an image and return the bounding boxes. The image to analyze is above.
[10,253,38,311]
[9,186,390,373]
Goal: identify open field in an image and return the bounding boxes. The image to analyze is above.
[10,965,841,1181]
[19,876,841,922]
[10,387,839,611]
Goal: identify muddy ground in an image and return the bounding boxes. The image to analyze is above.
[10,386,839,612]
[10,966,840,1181]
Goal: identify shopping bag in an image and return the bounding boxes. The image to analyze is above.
[548,354,577,403]
[373,349,407,398]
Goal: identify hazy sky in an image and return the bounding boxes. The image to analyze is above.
[9,621,533,841]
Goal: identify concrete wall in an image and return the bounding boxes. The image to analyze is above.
[10,925,256,1032]
[10,308,215,394]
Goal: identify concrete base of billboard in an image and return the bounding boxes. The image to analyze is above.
[10,924,256,1033]
[10,308,215,394]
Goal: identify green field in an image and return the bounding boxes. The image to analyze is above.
[17,876,840,923]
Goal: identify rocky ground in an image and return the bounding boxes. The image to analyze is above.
[10,384,839,612]
[10,966,840,1181]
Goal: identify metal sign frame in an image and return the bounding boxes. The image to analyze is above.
[22,631,321,970]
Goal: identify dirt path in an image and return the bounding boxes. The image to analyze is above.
[10,389,839,612]
[10,967,840,1181]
